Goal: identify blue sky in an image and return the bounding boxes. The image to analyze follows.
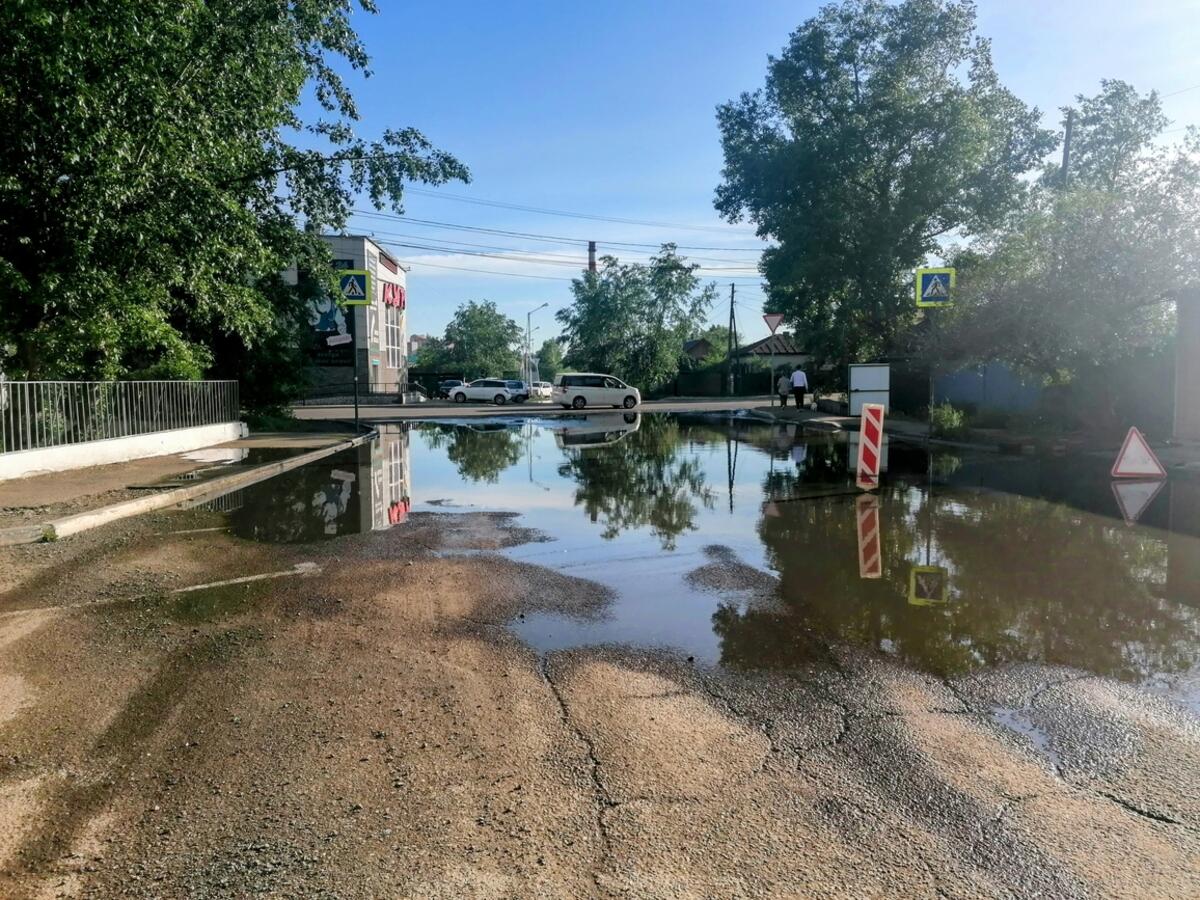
[326,0,1200,346]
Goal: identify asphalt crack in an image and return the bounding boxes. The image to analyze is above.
[1095,790,1184,827]
[538,656,617,873]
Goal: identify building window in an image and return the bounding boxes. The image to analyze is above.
[385,303,404,370]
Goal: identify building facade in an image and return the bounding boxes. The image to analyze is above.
[284,235,408,394]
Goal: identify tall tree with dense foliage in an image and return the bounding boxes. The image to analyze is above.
[0,0,467,389]
[556,246,716,389]
[714,0,1053,369]
[935,83,1198,380]
[413,301,522,379]
[536,338,564,381]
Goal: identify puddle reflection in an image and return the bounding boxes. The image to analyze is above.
[200,413,1200,697]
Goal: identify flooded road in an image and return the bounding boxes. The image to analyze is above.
[316,412,1198,701]
[3,412,1199,897]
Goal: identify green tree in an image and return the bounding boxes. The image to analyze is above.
[933,84,1198,384]
[714,0,1053,369]
[417,301,521,380]
[536,338,564,381]
[688,324,731,369]
[556,245,717,389]
[1044,80,1170,189]
[0,0,467,388]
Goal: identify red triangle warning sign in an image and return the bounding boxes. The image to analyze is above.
[1111,479,1166,526]
[1111,427,1167,479]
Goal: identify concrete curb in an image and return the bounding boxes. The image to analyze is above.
[0,431,376,547]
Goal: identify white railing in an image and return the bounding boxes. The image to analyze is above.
[0,380,239,454]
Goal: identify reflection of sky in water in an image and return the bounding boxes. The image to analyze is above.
[402,414,1200,709]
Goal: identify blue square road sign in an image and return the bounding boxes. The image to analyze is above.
[916,267,955,308]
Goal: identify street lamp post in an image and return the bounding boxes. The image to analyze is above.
[526,302,549,384]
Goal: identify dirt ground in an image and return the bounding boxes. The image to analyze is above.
[1,509,1197,898]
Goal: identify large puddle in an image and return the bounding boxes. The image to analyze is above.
[191,413,1200,704]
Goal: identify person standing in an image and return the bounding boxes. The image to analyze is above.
[776,371,791,407]
[791,365,809,409]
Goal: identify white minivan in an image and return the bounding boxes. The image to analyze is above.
[554,373,641,410]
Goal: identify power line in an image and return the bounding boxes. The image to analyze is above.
[396,258,576,281]
[377,239,589,268]
[356,220,763,267]
[350,208,766,254]
[374,237,759,276]
[403,187,758,235]
[1162,83,1200,98]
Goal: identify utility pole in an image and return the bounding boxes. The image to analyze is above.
[726,283,736,397]
[588,241,597,273]
[1061,108,1074,187]
[526,302,548,385]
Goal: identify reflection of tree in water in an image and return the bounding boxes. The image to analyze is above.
[714,482,1200,682]
[419,424,523,484]
[556,415,715,549]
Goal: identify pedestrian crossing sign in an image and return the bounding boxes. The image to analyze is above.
[339,270,371,306]
[908,565,949,606]
[916,267,955,308]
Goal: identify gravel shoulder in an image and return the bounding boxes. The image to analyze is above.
[1,511,1197,897]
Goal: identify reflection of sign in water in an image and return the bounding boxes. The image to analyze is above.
[915,267,955,308]
[1112,478,1166,526]
[909,565,948,606]
[313,469,356,535]
[856,494,882,579]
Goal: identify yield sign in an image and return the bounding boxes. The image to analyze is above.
[1111,427,1167,479]
[1111,479,1166,527]
[763,313,785,334]
[856,403,885,490]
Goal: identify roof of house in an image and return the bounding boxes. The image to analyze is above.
[734,333,807,356]
[683,338,713,355]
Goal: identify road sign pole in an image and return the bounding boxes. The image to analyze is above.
[353,371,360,430]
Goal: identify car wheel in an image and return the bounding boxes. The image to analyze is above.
[572,396,586,410]
[623,395,637,409]
[453,392,466,403]
[494,394,507,405]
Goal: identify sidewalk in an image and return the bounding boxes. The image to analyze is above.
[0,431,355,539]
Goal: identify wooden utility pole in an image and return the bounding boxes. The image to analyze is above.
[1061,108,1074,186]
[726,283,736,396]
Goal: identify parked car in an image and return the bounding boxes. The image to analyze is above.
[554,373,641,409]
[530,381,553,400]
[450,379,514,405]
[505,380,530,403]
[437,378,464,399]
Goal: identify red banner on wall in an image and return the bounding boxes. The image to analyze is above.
[382,283,406,309]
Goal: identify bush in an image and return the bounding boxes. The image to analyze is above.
[930,402,968,438]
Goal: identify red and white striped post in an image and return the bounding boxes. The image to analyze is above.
[856,403,885,491]
[856,494,882,578]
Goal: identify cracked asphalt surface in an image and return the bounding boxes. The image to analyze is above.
[1,509,1198,898]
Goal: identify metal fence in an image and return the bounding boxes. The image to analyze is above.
[0,380,239,454]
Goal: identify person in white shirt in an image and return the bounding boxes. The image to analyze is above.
[791,366,808,409]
